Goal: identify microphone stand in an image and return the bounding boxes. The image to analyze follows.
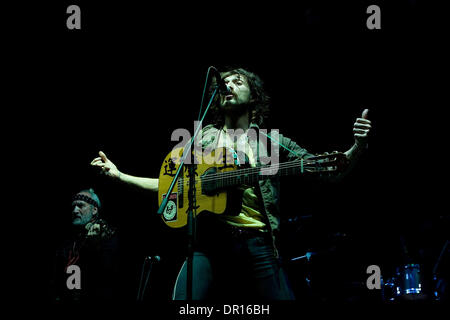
[432,239,449,300]
[137,256,160,301]
[156,73,219,300]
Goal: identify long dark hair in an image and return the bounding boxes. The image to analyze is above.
[208,67,270,127]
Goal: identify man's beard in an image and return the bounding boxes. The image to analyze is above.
[222,101,252,116]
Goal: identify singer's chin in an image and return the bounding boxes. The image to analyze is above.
[222,102,249,115]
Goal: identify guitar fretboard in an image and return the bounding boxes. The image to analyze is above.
[202,160,311,190]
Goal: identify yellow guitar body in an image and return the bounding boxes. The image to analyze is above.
[158,147,237,228]
[158,146,347,228]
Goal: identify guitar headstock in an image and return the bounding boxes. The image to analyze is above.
[302,152,349,174]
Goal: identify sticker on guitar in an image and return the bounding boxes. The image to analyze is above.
[162,193,178,221]
[163,158,177,177]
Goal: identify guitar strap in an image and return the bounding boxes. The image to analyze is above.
[263,131,309,173]
[259,130,302,158]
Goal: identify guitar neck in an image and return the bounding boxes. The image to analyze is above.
[213,160,309,189]
[199,152,347,193]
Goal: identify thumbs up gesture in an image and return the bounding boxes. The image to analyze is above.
[353,109,371,147]
[90,151,120,179]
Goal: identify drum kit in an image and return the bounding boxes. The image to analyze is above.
[291,255,446,302]
[287,221,448,302]
[382,263,427,301]
[284,215,448,302]
[382,240,448,302]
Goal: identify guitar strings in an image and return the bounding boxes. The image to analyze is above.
[187,162,336,184]
[174,162,336,198]
[165,149,342,183]
[175,159,338,186]
[180,161,303,184]
[196,158,338,182]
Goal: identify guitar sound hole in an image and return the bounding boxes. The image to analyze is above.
[201,167,219,195]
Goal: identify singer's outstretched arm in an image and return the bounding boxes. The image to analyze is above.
[90,151,158,192]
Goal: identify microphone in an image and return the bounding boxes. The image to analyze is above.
[210,67,231,95]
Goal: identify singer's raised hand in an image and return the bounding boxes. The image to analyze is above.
[353,109,371,147]
[90,151,120,179]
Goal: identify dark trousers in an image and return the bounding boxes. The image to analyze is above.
[172,232,295,300]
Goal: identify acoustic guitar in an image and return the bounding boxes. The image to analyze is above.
[158,147,348,228]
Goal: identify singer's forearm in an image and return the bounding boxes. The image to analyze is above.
[118,172,159,192]
[338,142,367,179]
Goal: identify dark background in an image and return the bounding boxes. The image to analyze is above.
[9,0,448,308]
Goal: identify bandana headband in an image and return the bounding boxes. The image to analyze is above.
[72,194,100,208]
